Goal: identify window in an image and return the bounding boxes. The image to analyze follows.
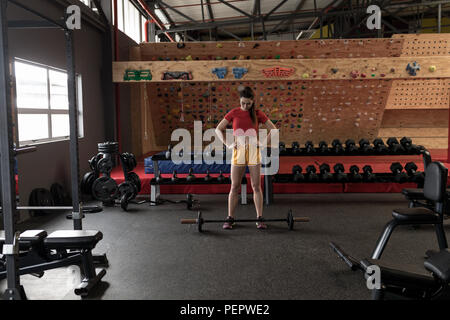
[114,0,147,43]
[14,59,84,146]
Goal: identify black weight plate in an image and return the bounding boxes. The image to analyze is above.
[81,171,97,195]
[92,177,118,202]
[287,209,294,230]
[127,172,141,193]
[118,181,137,201]
[89,155,98,171]
[97,157,113,174]
[198,211,203,233]
[50,183,67,206]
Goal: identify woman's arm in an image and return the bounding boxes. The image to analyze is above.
[259,119,277,148]
[215,118,234,148]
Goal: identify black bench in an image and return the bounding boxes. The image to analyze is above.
[331,242,450,300]
[0,229,106,297]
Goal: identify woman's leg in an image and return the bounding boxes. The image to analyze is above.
[248,164,263,218]
[228,165,246,218]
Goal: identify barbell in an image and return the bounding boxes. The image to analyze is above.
[181,209,310,232]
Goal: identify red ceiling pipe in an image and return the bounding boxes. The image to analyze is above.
[136,0,175,42]
[113,0,121,153]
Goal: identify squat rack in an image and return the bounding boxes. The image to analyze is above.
[0,0,102,299]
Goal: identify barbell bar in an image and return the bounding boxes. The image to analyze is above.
[181,209,310,232]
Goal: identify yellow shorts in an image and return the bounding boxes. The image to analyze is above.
[232,145,261,166]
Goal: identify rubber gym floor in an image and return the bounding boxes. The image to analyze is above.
[1,193,448,300]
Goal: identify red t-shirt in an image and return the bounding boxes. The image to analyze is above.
[224,107,269,136]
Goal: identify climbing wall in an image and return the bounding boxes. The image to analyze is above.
[380,34,450,149]
[147,79,390,148]
[123,35,450,155]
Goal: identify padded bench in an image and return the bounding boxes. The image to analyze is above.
[44,230,103,250]
[1,230,102,250]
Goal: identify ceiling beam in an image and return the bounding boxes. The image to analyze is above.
[216,0,254,19]
[267,0,308,35]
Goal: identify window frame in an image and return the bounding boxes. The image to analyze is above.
[13,58,84,147]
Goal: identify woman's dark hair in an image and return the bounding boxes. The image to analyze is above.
[239,86,256,124]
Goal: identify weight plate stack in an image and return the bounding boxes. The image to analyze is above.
[98,141,119,154]
[92,176,118,202]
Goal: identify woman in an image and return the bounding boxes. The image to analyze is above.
[215,86,277,230]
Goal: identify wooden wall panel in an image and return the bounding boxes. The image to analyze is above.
[139,38,404,61]
[385,79,450,109]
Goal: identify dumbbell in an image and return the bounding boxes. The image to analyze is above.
[359,139,374,154]
[318,141,329,154]
[404,162,425,184]
[373,138,388,153]
[186,168,196,182]
[386,137,405,154]
[390,162,408,183]
[306,165,319,181]
[319,163,333,182]
[171,170,179,182]
[279,142,287,154]
[305,141,315,154]
[345,139,358,153]
[217,170,228,183]
[331,139,344,154]
[333,163,348,182]
[292,141,301,154]
[204,169,212,182]
[400,137,421,154]
[349,165,363,182]
[292,165,305,182]
[362,165,376,182]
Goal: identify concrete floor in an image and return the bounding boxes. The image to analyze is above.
[1,193,448,300]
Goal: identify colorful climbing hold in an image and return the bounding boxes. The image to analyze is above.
[429,65,437,72]
[302,73,309,79]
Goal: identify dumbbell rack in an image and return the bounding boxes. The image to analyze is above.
[262,148,432,205]
[150,152,249,206]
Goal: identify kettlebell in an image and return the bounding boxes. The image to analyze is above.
[217,170,225,183]
[186,168,196,182]
[204,169,212,182]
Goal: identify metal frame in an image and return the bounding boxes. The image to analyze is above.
[151,0,449,39]
[0,0,87,299]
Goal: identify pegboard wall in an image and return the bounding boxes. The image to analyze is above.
[123,35,450,156]
[385,79,450,109]
[381,34,450,149]
[393,34,450,56]
[146,79,391,148]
